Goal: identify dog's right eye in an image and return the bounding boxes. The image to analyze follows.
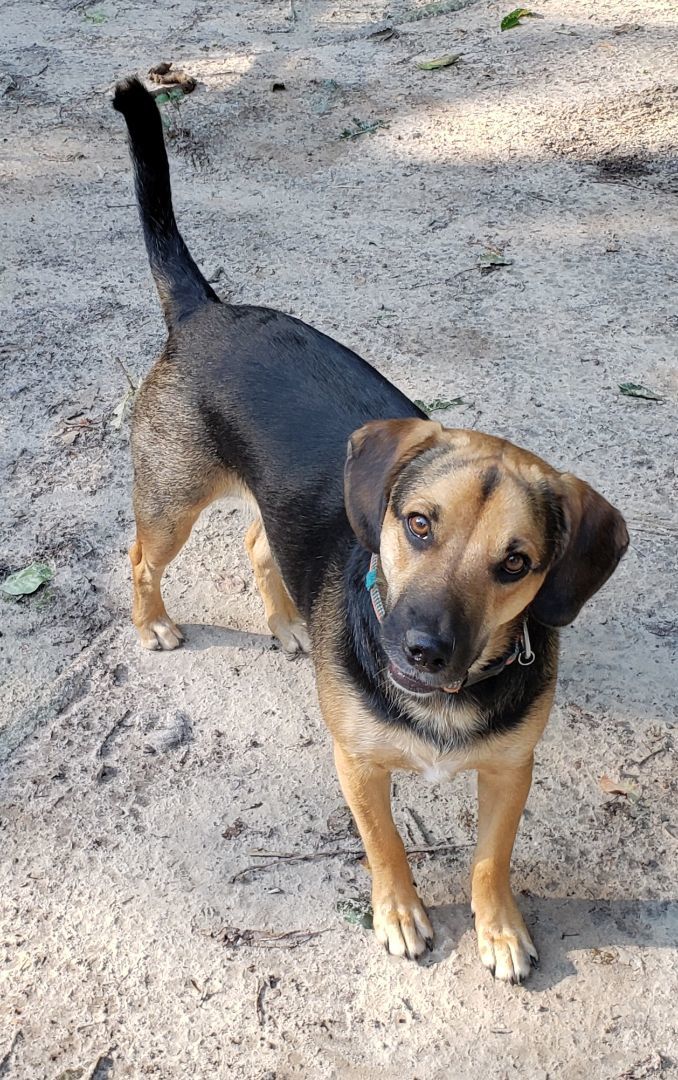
[407,513,431,541]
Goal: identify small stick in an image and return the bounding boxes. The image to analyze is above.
[97,709,131,759]
[406,806,434,846]
[248,842,469,858]
[232,842,469,882]
[634,745,668,768]
[255,978,266,1026]
[115,357,138,392]
[0,1030,23,1073]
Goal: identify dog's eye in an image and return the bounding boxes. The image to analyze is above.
[407,513,432,541]
[500,553,529,577]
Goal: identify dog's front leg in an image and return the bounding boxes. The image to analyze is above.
[471,758,538,983]
[333,741,433,959]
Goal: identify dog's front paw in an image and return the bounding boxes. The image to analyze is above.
[136,616,185,651]
[473,898,537,983]
[269,615,311,657]
[372,882,433,960]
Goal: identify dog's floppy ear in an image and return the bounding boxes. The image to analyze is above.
[531,475,629,627]
[344,418,443,552]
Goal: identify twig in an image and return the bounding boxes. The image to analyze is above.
[0,1030,23,1076]
[288,0,297,22]
[115,357,138,392]
[231,842,468,882]
[255,977,266,1026]
[340,119,388,140]
[634,744,669,768]
[408,277,451,289]
[406,806,435,846]
[627,517,678,537]
[97,710,131,759]
[208,925,331,949]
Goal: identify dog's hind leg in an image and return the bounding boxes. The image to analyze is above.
[130,470,228,651]
[245,518,310,656]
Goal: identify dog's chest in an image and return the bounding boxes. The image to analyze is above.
[351,698,483,780]
[397,729,479,781]
[414,754,467,784]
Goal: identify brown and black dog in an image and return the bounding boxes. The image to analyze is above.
[114,78,629,982]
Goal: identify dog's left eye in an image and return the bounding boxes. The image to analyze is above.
[499,553,530,578]
[407,513,431,540]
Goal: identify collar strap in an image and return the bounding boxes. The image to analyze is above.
[365,553,535,689]
[365,553,386,623]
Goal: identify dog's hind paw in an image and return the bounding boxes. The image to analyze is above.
[269,616,311,657]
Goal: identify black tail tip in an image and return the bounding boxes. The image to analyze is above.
[113,76,156,117]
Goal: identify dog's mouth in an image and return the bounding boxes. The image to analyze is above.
[387,661,464,698]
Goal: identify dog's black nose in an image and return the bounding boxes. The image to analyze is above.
[403,630,453,673]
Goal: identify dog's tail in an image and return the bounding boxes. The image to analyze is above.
[113,77,219,325]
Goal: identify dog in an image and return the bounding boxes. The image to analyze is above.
[113,77,629,982]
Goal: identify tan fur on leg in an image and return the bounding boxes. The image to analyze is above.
[130,511,199,650]
[334,740,433,959]
[471,758,537,983]
[245,518,310,655]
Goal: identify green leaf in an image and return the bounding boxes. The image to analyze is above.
[336,898,373,930]
[479,252,510,265]
[414,397,465,414]
[618,382,663,401]
[501,8,537,30]
[416,52,463,71]
[1,563,53,598]
[154,87,185,106]
[153,88,185,105]
[83,8,106,23]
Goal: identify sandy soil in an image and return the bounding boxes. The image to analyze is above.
[1,0,677,1076]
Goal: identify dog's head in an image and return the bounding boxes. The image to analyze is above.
[344,419,628,697]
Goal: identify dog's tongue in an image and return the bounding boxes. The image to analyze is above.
[442,680,464,694]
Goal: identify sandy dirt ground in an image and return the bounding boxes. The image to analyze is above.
[1,0,677,1076]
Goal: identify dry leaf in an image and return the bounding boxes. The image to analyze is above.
[599,775,640,802]
[222,818,245,839]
